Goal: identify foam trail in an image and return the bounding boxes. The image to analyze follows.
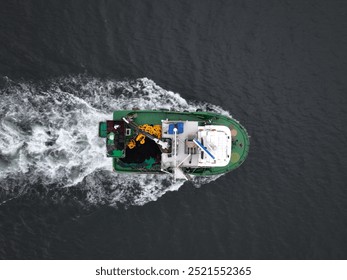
[0,76,230,207]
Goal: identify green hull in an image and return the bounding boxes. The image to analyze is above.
[99,110,249,177]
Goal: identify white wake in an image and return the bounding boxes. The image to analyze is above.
[0,76,228,207]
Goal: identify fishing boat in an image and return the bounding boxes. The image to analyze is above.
[99,110,249,181]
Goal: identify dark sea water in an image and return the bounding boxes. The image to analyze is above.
[0,0,346,259]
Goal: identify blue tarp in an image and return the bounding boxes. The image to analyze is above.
[168,122,184,134]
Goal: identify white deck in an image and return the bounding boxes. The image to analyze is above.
[161,120,232,178]
[197,125,232,166]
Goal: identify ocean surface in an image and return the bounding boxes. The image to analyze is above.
[0,0,346,259]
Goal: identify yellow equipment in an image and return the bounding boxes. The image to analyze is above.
[139,124,161,139]
[136,133,146,144]
[127,124,162,149]
[127,139,136,149]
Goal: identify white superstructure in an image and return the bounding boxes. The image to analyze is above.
[160,120,232,180]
